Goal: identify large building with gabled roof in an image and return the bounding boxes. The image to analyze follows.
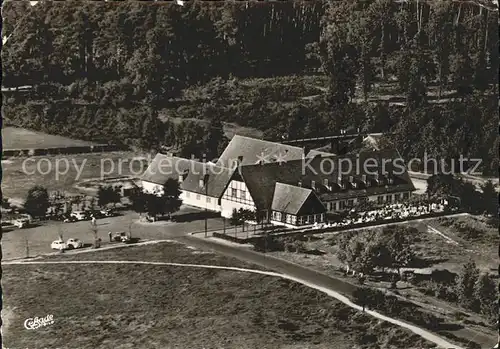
[141,135,416,227]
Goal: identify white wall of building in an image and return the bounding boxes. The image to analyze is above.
[220,180,256,218]
[180,191,221,212]
[142,180,221,212]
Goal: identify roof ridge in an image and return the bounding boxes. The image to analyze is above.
[231,134,305,151]
[275,181,311,192]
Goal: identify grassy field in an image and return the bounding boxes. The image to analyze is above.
[1,151,148,204]
[2,242,436,349]
[2,126,100,150]
[424,215,498,272]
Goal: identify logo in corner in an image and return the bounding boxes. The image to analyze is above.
[24,314,54,330]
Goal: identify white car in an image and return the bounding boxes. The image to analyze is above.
[50,240,66,250]
[112,232,130,242]
[13,218,29,228]
[66,238,84,249]
[70,211,86,221]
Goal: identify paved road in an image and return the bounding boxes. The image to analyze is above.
[180,234,358,295]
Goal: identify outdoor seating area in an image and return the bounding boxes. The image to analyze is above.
[308,201,458,230]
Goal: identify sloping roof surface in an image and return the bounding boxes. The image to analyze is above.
[271,183,313,215]
[240,149,415,210]
[306,149,336,158]
[216,135,304,168]
[141,154,233,197]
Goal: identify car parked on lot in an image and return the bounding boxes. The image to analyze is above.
[66,238,84,249]
[63,215,78,223]
[70,211,87,221]
[13,218,30,228]
[100,209,114,217]
[112,232,130,242]
[51,240,66,250]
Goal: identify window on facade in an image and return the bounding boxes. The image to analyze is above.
[196,194,201,200]
[231,188,237,197]
[206,197,211,203]
[332,202,337,211]
[377,196,384,204]
[403,192,409,199]
[347,199,354,207]
[386,195,392,203]
[394,193,401,202]
[240,190,246,200]
[339,201,345,210]
[359,197,368,203]
[286,214,292,224]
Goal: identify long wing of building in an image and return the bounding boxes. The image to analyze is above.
[141,135,415,227]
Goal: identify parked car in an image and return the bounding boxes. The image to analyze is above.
[70,211,87,221]
[66,238,84,249]
[50,240,66,250]
[63,215,78,223]
[100,209,114,217]
[112,232,130,242]
[85,210,103,219]
[13,218,30,228]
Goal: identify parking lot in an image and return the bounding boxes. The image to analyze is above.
[1,207,225,260]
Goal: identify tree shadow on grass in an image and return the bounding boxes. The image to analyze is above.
[171,211,220,223]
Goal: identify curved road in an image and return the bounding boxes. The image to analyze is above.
[5,257,464,349]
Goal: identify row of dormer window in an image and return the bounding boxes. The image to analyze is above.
[298,173,395,192]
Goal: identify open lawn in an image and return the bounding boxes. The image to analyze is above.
[424,215,498,272]
[2,126,100,150]
[2,242,436,349]
[1,151,148,204]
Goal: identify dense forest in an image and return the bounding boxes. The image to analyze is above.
[1,0,498,174]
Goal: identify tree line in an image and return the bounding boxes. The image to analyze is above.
[2,0,498,173]
[2,0,323,88]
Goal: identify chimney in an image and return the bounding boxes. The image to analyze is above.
[237,155,243,164]
[199,178,204,188]
[362,174,370,187]
[387,173,394,185]
[298,180,302,187]
[311,180,316,191]
[349,175,357,188]
[323,178,328,187]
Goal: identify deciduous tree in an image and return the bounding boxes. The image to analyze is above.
[24,186,50,218]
